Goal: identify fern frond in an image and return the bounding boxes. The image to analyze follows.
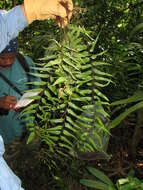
[22,25,112,166]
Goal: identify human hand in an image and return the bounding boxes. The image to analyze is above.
[0,96,17,110]
[24,0,73,27]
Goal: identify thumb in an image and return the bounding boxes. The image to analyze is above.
[57,17,68,28]
[56,4,67,18]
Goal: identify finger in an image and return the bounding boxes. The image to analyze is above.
[6,96,17,101]
[67,10,72,20]
[4,103,11,110]
[6,99,17,107]
[8,97,17,103]
[60,0,73,12]
[56,16,64,28]
[61,19,68,28]
[6,101,17,107]
[9,103,16,110]
[9,104,13,109]
[56,17,69,28]
[56,4,67,18]
[59,0,73,24]
[9,96,17,101]
[50,14,57,20]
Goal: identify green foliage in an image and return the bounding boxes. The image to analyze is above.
[117,177,143,190]
[80,167,115,190]
[80,167,143,190]
[2,0,143,188]
[22,25,111,168]
[109,91,143,129]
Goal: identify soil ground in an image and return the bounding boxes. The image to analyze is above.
[4,121,143,190]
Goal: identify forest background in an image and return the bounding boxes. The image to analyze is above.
[1,0,143,190]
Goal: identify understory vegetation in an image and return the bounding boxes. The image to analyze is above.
[1,0,143,189]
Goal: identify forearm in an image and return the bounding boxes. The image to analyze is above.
[20,4,27,19]
[0,5,28,53]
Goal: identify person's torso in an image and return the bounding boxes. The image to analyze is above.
[0,56,31,143]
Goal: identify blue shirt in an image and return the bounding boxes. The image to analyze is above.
[0,6,28,53]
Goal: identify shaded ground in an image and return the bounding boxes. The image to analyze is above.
[4,120,143,190]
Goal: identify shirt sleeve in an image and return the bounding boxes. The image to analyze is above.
[0,5,28,53]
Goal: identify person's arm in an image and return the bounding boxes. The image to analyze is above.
[0,5,28,53]
[0,0,73,53]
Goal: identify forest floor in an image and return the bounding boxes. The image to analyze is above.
[4,121,143,190]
